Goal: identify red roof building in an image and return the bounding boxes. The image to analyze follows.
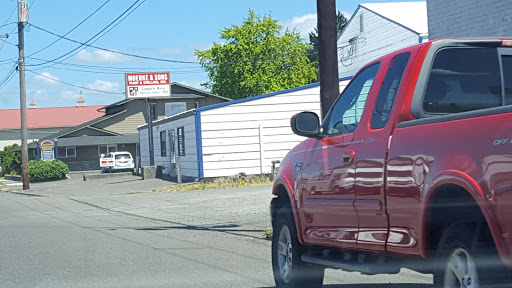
[0,105,105,130]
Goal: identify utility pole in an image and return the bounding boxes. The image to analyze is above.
[18,0,29,190]
[317,0,340,119]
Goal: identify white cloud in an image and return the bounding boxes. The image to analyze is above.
[28,89,48,100]
[34,71,60,85]
[59,90,79,100]
[281,13,317,40]
[159,47,182,56]
[75,49,130,63]
[187,41,212,52]
[87,80,121,93]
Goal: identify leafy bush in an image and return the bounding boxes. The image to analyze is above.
[28,160,69,182]
[0,144,21,177]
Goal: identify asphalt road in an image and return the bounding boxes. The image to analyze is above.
[0,179,433,288]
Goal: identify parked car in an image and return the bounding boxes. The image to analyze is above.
[270,38,512,288]
[100,152,134,172]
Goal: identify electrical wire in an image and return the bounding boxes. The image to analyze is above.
[27,0,111,58]
[26,0,144,67]
[0,64,17,87]
[28,22,198,66]
[45,0,147,67]
[27,70,124,95]
[27,56,202,72]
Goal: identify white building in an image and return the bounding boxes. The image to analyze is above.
[138,80,350,179]
[337,1,428,78]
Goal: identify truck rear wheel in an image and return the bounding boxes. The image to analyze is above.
[433,222,507,288]
[272,208,324,288]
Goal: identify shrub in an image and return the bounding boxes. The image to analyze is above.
[28,160,69,182]
[0,144,21,177]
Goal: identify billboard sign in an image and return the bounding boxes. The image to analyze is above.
[40,140,54,161]
[125,72,171,98]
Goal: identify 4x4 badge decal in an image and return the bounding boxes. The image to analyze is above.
[295,161,302,171]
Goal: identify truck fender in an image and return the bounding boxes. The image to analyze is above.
[422,170,509,264]
[272,175,305,245]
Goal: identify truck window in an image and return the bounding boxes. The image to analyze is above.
[423,47,502,114]
[327,63,380,135]
[502,55,512,105]
[370,53,410,129]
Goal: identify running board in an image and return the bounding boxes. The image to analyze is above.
[301,252,401,275]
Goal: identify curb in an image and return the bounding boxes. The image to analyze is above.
[83,172,138,181]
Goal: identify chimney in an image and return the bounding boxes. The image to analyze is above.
[77,96,85,107]
[29,101,36,108]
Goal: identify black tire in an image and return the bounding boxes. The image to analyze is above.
[433,222,508,288]
[272,208,324,288]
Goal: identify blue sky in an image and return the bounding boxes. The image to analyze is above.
[0,0,421,109]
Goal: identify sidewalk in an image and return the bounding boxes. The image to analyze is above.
[0,173,180,197]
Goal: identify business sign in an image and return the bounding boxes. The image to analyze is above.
[40,140,54,161]
[125,72,171,98]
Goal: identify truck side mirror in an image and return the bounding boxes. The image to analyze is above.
[291,111,321,138]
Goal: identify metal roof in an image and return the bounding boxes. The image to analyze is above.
[0,105,105,130]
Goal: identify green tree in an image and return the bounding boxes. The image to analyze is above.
[195,10,318,99]
[307,11,348,72]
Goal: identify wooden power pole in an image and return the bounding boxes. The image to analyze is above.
[18,0,29,190]
[317,0,340,119]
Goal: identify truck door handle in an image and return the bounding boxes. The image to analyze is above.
[343,150,355,163]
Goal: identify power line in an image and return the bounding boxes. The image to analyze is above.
[26,0,145,67]
[48,0,146,67]
[0,64,17,88]
[28,22,199,66]
[27,70,124,95]
[27,0,111,58]
[0,0,36,53]
[27,56,201,71]
[0,38,17,47]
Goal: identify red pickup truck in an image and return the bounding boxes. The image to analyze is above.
[270,38,512,288]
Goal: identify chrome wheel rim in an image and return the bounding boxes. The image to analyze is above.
[277,225,293,283]
[444,248,479,288]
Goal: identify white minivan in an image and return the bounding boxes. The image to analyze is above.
[100,152,135,172]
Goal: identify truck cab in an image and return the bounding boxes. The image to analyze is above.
[270,38,512,288]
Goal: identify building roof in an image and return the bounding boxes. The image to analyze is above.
[77,97,85,103]
[99,82,231,111]
[0,105,105,130]
[27,133,139,149]
[361,1,428,35]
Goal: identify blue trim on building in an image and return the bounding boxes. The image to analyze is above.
[196,77,353,113]
[194,110,204,179]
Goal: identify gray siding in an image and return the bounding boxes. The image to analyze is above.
[427,0,512,39]
[139,115,198,178]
